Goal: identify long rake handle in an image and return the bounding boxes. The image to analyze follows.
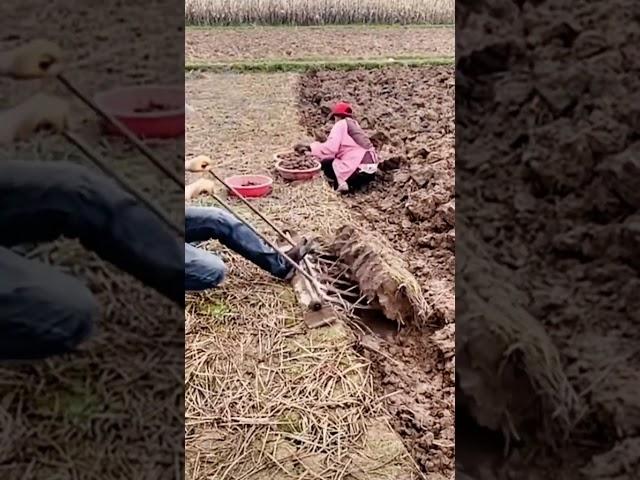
[207,169,296,248]
[57,74,185,190]
[63,130,184,237]
[211,192,324,291]
[207,168,327,304]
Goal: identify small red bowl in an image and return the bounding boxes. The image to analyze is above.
[225,175,273,198]
[274,151,321,181]
[93,85,184,138]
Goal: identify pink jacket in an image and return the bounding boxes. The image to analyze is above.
[310,119,378,184]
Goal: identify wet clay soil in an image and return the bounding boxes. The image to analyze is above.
[299,66,455,479]
[456,0,640,478]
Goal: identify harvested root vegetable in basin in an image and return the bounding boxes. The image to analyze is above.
[278,152,319,170]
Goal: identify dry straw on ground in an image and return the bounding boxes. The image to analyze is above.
[185,0,454,25]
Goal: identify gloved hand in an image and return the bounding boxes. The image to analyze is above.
[195,178,216,195]
[2,39,64,79]
[1,93,70,142]
[186,155,213,172]
[189,178,216,197]
[293,143,311,154]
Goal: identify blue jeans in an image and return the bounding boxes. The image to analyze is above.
[0,161,184,360]
[185,207,291,290]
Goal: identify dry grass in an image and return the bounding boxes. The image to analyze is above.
[185,0,454,26]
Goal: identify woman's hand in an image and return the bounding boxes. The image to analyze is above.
[1,39,64,79]
[1,94,70,143]
[186,155,213,172]
[293,143,311,154]
[313,130,327,143]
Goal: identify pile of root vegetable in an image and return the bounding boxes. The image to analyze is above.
[277,151,319,170]
[298,66,455,478]
[457,0,640,478]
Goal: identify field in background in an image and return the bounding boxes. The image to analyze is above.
[185,0,454,25]
[186,25,454,65]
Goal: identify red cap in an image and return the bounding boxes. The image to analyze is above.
[331,101,353,117]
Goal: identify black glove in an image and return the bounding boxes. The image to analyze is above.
[293,143,311,154]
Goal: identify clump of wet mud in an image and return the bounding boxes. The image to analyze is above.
[298,66,455,478]
[456,0,640,478]
[332,225,428,326]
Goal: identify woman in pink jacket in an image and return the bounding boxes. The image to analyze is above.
[295,102,378,193]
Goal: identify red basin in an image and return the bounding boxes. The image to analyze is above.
[93,85,184,138]
[225,175,273,198]
[274,151,321,181]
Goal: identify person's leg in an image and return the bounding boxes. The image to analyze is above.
[0,246,98,360]
[186,207,295,279]
[0,161,184,306]
[320,158,338,189]
[347,171,376,192]
[185,243,227,290]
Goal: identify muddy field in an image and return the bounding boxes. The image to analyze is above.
[298,66,455,478]
[457,0,640,478]
[186,26,454,63]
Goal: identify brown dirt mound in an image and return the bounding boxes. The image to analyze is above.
[332,224,428,326]
[457,0,640,477]
[299,66,455,323]
[298,66,455,478]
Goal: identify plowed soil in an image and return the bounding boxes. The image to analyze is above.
[186,26,454,63]
[457,0,640,478]
[298,66,455,479]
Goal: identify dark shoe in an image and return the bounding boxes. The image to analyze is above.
[283,237,314,280]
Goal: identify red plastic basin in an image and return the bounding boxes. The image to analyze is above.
[225,175,273,198]
[93,85,184,138]
[274,151,321,181]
